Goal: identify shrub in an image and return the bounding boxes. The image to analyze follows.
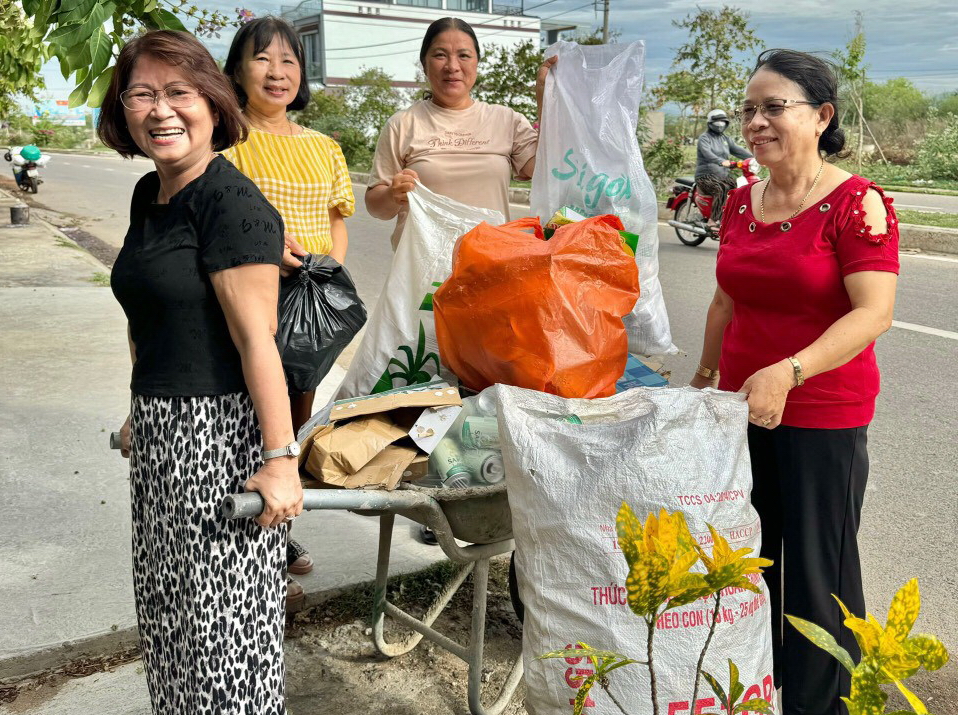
[643,138,687,192]
[302,115,372,172]
[915,115,958,180]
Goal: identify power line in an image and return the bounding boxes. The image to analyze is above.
[323,0,563,54]
[328,1,593,61]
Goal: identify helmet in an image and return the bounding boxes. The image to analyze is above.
[707,109,729,133]
[20,145,42,161]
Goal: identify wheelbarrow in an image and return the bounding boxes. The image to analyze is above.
[223,482,524,715]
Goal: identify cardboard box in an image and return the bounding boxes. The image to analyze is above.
[299,384,461,490]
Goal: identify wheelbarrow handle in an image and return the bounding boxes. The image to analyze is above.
[223,489,440,520]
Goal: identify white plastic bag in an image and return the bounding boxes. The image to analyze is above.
[496,385,776,715]
[335,183,504,398]
[531,41,675,355]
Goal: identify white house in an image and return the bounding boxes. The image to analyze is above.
[281,0,576,88]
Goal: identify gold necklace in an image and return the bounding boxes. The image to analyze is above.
[761,158,825,223]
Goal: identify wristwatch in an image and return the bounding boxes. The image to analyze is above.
[263,441,301,460]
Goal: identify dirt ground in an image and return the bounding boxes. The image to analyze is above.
[284,558,527,715]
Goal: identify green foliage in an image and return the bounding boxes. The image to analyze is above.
[473,40,541,122]
[644,138,687,191]
[21,0,251,109]
[933,92,958,117]
[0,0,47,116]
[539,643,640,715]
[650,6,761,122]
[863,79,929,124]
[915,114,958,180]
[346,67,405,139]
[700,660,774,715]
[788,578,950,715]
[292,89,372,170]
[560,26,622,45]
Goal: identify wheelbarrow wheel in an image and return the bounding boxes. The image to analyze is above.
[508,551,524,624]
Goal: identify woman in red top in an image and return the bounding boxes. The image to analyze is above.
[690,50,899,715]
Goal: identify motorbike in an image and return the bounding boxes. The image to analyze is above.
[3,146,48,194]
[666,158,761,246]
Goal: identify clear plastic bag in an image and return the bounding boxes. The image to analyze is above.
[531,41,676,355]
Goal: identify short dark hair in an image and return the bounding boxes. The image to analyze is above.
[224,17,311,112]
[419,17,481,68]
[751,49,847,157]
[98,31,247,159]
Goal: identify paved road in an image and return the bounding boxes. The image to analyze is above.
[31,155,958,700]
[887,190,958,213]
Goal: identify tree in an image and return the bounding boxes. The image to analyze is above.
[0,0,46,117]
[862,78,929,124]
[474,40,541,122]
[345,67,405,138]
[934,92,958,117]
[560,26,621,45]
[19,0,250,108]
[651,5,760,130]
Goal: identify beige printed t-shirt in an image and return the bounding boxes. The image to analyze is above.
[368,99,538,248]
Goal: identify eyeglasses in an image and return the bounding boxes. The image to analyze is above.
[120,85,202,111]
[734,99,821,123]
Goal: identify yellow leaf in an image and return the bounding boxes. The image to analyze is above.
[843,617,883,658]
[892,677,928,714]
[885,578,920,642]
[905,634,950,671]
[626,552,670,618]
[616,502,644,570]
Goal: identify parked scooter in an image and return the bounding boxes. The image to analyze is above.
[3,145,50,194]
[666,158,761,246]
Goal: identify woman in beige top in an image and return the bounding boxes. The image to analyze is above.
[366,16,554,248]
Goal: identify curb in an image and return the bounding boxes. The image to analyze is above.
[0,579,366,683]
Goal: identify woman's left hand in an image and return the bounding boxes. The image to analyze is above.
[280,233,308,277]
[741,359,795,429]
[535,56,558,117]
[245,458,304,529]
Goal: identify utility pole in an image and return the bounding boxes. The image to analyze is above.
[602,0,610,43]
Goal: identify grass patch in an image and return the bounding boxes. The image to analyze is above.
[896,210,958,229]
[54,236,82,250]
[89,272,111,287]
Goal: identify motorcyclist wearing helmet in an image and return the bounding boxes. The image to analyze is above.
[696,109,752,224]
[7,144,50,190]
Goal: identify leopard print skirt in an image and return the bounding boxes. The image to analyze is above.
[130,392,287,715]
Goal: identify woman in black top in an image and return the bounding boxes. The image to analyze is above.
[99,31,301,714]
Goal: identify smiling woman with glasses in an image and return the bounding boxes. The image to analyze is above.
[97,30,300,715]
[690,49,900,715]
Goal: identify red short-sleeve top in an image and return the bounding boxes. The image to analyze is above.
[716,175,900,428]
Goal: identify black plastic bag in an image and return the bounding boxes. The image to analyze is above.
[277,254,367,393]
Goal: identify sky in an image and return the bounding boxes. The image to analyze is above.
[32,0,958,106]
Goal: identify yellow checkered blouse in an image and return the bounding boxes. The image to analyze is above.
[221,126,356,255]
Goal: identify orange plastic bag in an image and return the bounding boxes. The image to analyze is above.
[433,214,639,398]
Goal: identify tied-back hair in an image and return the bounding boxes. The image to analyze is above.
[97,30,247,159]
[751,49,848,158]
[419,17,481,101]
[224,16,311,112]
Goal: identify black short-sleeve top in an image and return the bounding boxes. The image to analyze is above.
[111,156,284,397]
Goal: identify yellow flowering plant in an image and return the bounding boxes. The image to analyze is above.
[539,503,774,715]
[787,578,949,715]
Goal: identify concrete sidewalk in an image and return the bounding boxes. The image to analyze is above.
[0,188,446,686]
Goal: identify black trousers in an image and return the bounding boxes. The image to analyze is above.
[748,424,869,715]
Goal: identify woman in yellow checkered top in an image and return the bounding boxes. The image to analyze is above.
[222,16,355,609]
